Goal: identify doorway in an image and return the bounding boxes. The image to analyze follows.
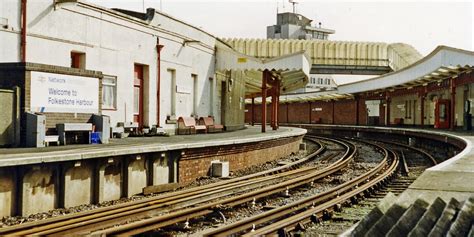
[134,65,144,127]
[434,99,450,129]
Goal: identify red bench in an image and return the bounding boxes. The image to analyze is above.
[199,117,224,133]
[177,117,207,135]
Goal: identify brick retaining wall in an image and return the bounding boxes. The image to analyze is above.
[178,135,302,184]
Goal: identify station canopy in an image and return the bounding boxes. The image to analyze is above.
[245,46,474,103]
[216,40,311,98]
[338,46,474,95]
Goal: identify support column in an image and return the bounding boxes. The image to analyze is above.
[251,97,255,126]
[261,70,268,133]
[386,94,391,126]
[308,101,312,124]
[156,41,164,127]
[332,100,335,124]
[270,87,276,129]
[355,96,360,125]
[420,93,425,128]
[273,80,280,130]
[286,102,289,124]
[450,78,456,130]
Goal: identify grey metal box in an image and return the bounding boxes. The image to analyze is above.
[211,161,229,178]
[25,112,46,147]
[93,114,110,144]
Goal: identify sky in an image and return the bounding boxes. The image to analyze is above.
[88,0,473,83]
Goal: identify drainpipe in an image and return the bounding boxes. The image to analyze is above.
[156,38,164,127]
[20,0,27,62]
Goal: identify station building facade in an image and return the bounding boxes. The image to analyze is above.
[0,0,252,146]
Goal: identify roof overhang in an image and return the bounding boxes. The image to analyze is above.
[216,41,311,97]
[338,46,474,94]
[246,91,353,104]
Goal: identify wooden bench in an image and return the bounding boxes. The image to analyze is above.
[56,123,93,145]
[394,118,404,125]
[177,117,207,135]
[199,117,224,133]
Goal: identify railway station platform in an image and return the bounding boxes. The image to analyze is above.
[397,129,474,203]
[295,124,473,203]
[300,126,474,236]
[0,126,306,217]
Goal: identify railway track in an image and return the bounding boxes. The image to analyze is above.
[0,137,349,236]
[0,135,439,236]
[89,137,356,236]
[203,139,395,236]
[298,137,439,236]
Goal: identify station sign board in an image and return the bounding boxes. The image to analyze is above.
[30,71,99,113]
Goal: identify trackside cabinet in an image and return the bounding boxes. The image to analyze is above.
[25,112,46,147]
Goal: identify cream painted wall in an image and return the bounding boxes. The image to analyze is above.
[0,0,219,131]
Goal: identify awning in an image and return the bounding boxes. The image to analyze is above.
[339,46,474,94]
[246,91,353,104]
[216,40,311,97]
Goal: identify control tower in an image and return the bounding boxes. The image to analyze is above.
[267,12,335,40]
[267,11,337,92]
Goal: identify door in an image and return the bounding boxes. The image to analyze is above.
[0,89,16,147]
[134,65,144,127]
[434,100,450,129]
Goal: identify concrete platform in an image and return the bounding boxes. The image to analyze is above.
[0,126,306,216]
[294,124,474,204]
[0,126,306,167]
[397,129,474,204]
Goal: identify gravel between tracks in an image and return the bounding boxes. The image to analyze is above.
[0,140,318,227]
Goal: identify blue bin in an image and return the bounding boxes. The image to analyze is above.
[91,132,101,144]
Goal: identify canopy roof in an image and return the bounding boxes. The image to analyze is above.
[244,46,474,103]
[246,91,353,104]
[216,41,311,97]
[339,46,474,94]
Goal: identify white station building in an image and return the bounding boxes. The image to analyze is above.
[0,0,312,146]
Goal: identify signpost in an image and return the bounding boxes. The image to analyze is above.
[30,71,99,113]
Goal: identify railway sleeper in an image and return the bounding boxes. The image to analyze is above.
[323,209,333,221]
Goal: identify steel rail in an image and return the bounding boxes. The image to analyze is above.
[375,139,437,165]
[0,138,324,236]
[203,139,390,236]
[246,148,399,236]
[88,138,356,236]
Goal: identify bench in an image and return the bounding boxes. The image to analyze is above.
[199,117,224,133]
[394,118,404,125]
[56,123,93,145]
[177,117,207,135]
[45,135,59,147]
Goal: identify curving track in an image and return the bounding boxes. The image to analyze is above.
[0,134,440,236]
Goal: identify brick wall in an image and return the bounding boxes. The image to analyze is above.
[178,136,302,184]
[334,100,357,125]
[245,99,372,126]
[310,101,334,124]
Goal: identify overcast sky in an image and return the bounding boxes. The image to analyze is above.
[88,0,473,83]
[89,0,472,56]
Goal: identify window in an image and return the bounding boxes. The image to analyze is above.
[102,75,117,110]
[168,69,176,116]
[71,52,85,69]
[209,77,214,116]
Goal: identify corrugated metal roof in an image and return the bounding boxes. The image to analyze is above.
[339,46,474,94]
[245,46,474,103]
[221,38,422,71]
[216,41,311,96]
